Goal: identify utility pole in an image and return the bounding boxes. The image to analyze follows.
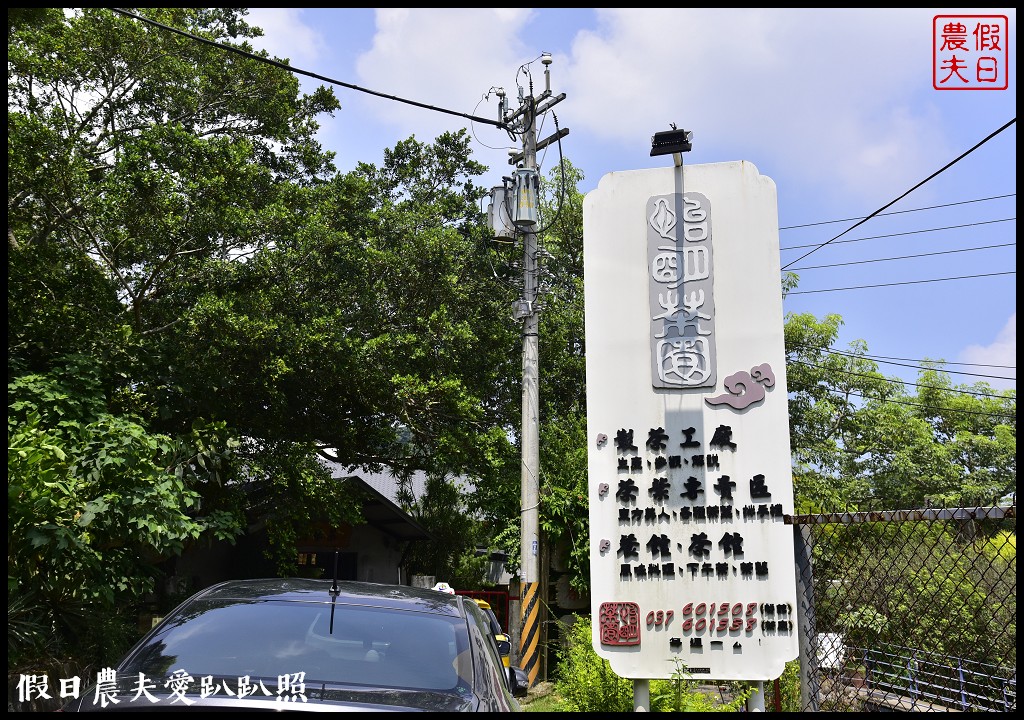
[491,52,566,688]
[517,86,542,689]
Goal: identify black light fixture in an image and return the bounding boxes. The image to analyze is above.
[650,127,693,156]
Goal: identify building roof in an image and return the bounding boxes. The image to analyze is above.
[341,474,433,543]
[319,459,434,542]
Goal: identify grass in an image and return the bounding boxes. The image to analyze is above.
[521,690,567,712]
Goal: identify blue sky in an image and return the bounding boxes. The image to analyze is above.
[245,8,1016,391]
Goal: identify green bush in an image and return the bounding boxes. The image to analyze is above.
[553,613,751,712]
[650,662,749,712]
[553,614,634,711]
[766,659,801,712]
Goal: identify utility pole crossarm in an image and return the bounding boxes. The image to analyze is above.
[508,128,570,166]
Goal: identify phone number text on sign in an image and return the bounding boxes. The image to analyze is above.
[600,599,795,647]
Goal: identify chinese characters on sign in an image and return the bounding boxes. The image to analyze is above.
[17,670,308,707]
[584,161,799,681]
[595,423,794,651]
[933,15,1009,90]
[649,192,716,389]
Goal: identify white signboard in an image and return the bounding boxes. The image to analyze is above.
[584,161,798,681]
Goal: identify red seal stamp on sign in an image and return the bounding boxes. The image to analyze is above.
[599,601,640,646]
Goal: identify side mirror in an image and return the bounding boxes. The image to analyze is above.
[496,638,512,656]
[509,666,529,698]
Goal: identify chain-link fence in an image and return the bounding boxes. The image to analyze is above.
[791,505,1016,712]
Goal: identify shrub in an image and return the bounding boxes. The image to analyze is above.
[553,614,633,712]
[553,613,751,712]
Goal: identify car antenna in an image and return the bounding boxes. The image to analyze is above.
[329,549,340,635]
[330,549,341,596]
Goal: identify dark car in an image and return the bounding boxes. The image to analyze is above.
[61,578,525,712]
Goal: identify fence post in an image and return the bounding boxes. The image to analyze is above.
[793,523,820,711]
[958,660,968,710]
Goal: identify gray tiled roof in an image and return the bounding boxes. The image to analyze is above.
[318,459,427,507]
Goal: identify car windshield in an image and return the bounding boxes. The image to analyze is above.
[123,599,474,695]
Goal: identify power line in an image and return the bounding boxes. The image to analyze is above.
[844,391,1016,419]
[790,359,1013,398]
[786,270,1014,294]
[110,8,506,129]
[789,344,1016,371]
[785,242,1015,271]
[780,218,1015,251]
[96,9,1021,404]
[779,193,1015,230]
[781,118,1017,270]
[789,347,1016,380]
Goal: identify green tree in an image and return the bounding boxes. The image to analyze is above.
[8,356,239,682]
[8,3,355,616]
[9,7,524,680]
[189,131,523,572]
[9,7,524,569]
[534,159,590,594]
[783,281,1015,511]
[8,8,339,365]
[400,473,494,588]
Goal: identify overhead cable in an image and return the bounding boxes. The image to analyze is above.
[781,118,1017,270]
[780,193,1015,230]
[780,218,1015,251]
[789,344,1016,370]
[110,8,506,129]
[790,359,1014,398]
[788,347,1016,380]
[785,242,1014,271]
[786,271,1014,294]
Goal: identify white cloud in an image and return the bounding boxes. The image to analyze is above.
[242,7,1014,206]
[561,9,952,206]
[959,312,1016,390]
[353,9,535,146]
[245,9,328,68]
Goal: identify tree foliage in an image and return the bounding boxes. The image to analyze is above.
[783,280,1015,512]
[8,356,239,679]
[8,7,521,680]
[535,159,590,591]
[7,6,1015,695]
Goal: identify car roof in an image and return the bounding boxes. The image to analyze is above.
[189,578,466,619]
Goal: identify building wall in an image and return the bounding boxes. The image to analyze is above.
[346,523,408,585]
[172,522,410,593]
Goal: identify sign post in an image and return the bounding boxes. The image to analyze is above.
[584,161,798,705]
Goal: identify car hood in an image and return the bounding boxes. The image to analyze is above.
[62,685,479,712]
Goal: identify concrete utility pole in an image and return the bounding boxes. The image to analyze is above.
[492,53,566,687]
[518,90,542,689]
